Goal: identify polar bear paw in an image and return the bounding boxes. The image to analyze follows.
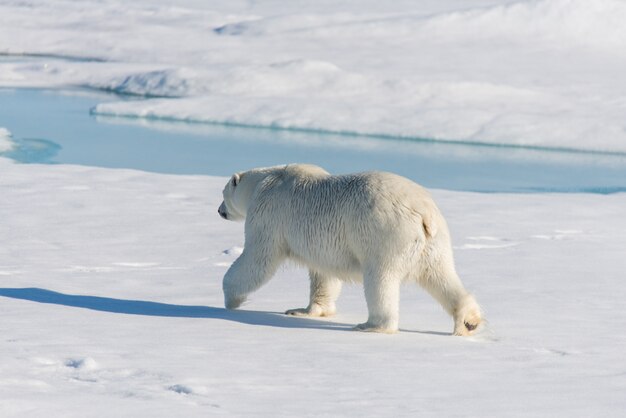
[453,294,483,336]
[353,321,398,334]
[285,303,335,317]
[453,317,482,336]
[225,294,246,310]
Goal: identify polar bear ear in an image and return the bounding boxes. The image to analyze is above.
[231,173,241,187]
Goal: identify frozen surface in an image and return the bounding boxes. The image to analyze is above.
[2,0,626,152]
[1,1,626,415]
[3,89,626,194]
[1,157,626,417]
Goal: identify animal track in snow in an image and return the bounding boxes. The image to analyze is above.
[168,384,193,395]
[167,384,220,407]
[65,357,99,371]
[214,246,244,267]
[222,246,243,256]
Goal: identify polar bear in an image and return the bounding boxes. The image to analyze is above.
[218,164,482,335]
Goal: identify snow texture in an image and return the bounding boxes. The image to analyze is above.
[1,0,626,152]
[1,157,625,417]
[1,0,626,416]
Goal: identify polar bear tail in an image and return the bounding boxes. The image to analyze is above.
[422,213,438,238]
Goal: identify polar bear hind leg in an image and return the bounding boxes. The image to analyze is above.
[285,271,342,317]
[354,264,402,333]
[419,268,482,336]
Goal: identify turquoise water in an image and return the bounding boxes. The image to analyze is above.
[1,88,626,193]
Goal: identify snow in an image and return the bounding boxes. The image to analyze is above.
[1,157,626,417]
[2,0,626,152]
[2,0,626,415]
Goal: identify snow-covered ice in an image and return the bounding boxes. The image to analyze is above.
[1,157,626,417]
[2,0,626,152]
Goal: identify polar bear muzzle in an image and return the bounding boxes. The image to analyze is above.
[218,202,228,219]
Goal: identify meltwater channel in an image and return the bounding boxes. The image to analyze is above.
[1,88,626,194]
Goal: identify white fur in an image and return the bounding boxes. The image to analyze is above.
[218,164,482,335]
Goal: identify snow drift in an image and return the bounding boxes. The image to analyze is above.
[1,0,626,152]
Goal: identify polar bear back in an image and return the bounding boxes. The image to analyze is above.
[243,164,449,278]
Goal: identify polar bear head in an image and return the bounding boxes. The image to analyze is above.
[218,172,249,221]
[218,166,282,221]
[218,164,327,221]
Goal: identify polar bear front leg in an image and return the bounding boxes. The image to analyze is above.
[285,271,342,317]
[223,245,283,310]
[354,267,400,333]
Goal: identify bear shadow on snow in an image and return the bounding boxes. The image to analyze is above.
[0,287,348,331]
[0,287,450,335]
